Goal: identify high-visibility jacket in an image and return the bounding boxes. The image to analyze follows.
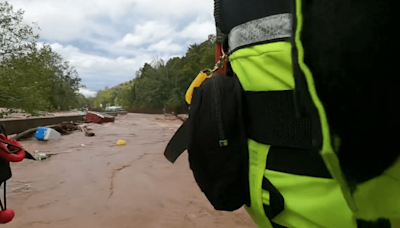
[214,0,399,227]
[290,0,400,225]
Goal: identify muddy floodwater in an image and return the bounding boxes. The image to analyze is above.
[6,113,254,228]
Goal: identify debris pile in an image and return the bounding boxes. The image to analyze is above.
[80,125,95,137]
[11,121,94,141]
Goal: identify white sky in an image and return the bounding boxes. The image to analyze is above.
[6,0,215,97]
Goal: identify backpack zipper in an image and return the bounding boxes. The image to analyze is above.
[212,75,228,147]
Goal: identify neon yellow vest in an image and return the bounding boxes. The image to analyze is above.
[292,0,400,224]
[229,41,359,228]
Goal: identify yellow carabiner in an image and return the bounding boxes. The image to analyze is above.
[185,70,212,104]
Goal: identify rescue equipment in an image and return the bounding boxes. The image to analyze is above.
[0,134,25,163]
[0,124,33,224]
[165,70,250,211]
[166,0,398,226]
[185,71,211,105]
[165,0,295,216]
[0,182,14,224]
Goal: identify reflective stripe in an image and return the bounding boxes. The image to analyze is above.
[228,13,292,53]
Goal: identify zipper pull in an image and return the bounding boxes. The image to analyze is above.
[219,139,228,147]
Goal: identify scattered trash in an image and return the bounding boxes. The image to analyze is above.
[79,125,95,137]
[12,121,84,141]
[36,153,48,160]
[117,140,126,145]
[34,127,61,140]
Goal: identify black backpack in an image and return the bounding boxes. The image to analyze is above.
[164,71,250,211]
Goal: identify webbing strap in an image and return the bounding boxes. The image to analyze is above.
[262,177,284,220]
[261,175,288,228]
[271,222,288,228]
[357,219,391,228]
[267,146,332,178]
[245,90,313,149]
[261,146,329,228]
[228,14,292,53]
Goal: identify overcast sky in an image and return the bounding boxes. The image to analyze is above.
[7,0,215,97]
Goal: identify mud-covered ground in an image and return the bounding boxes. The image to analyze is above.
[6,113,254,228]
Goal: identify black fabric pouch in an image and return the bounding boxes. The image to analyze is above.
[186,73,250,211]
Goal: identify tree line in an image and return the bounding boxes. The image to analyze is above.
[0,1,89,116]
[93,34,216,113]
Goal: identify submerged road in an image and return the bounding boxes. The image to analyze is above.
[6,113,254,228]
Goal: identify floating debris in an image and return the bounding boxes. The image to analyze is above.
[36,153,48,160]
[117,140,126,146]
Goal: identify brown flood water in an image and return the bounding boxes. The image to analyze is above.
[6,113,255,228]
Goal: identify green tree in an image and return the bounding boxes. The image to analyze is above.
[0,43,54,113]
[47,51,82,110]
[94,34,216,113]
[0,1,39,60]
[0,1,85,115]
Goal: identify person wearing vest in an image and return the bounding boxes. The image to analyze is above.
[215,0,360,227]
[213,0,399,227]
[165,0,400,227]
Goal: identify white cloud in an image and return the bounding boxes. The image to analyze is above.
[117,21,176,48]
[132,0,212,19]
[147,39,183,53]
[8,0,139,41]
[5,0,215,91]
[79,88,97,97]
[8,0,213,42]
[110,19,214,56]
[50,43,145,74]
[179,19,216,40]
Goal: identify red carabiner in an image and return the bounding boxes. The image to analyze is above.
[0,134,25,163]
